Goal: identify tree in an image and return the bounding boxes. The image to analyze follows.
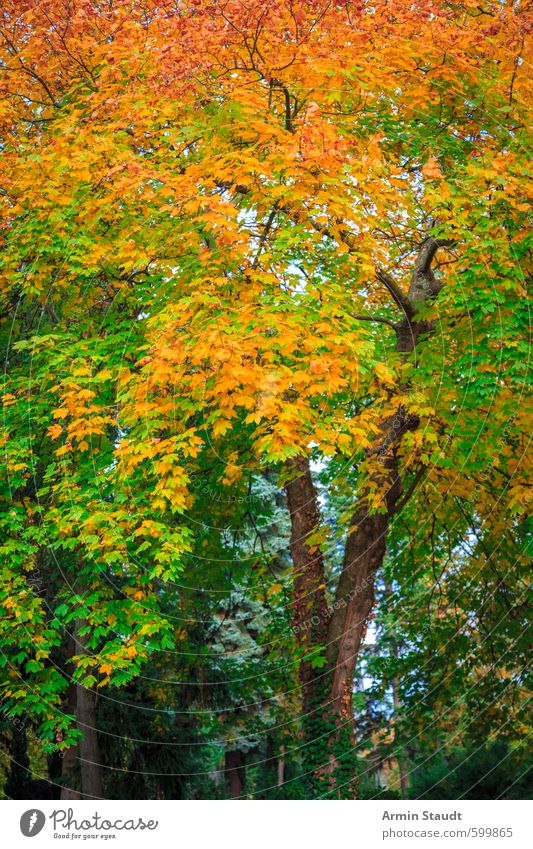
[1,0,531,799]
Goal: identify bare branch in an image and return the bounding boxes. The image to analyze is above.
[252,203,279,268]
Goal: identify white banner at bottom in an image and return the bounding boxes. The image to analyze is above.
[2,799,530,849]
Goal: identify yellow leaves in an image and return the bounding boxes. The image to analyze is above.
[55,443,72,457]
[336,432,353,453]
[133,520,162,539]
[222,452,242,486]
[374,362,395,387]
[99,662,112,676]
[306,527,329,549]
[52,406,69,420]
[508,484,532,514]
[267,583,283,597]
[212,418,231,438]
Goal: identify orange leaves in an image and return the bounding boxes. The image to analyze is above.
[421,156,443,181]
[1,392,16,408]
[121,268,380,466]
[47,424,63,440]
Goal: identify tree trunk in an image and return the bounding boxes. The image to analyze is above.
[277,744,285,787]
[60,622,103,800]
[74,620,103,799]
[4,721,30,799]
[76,682,103,799]
[284,239,452,797]
[284,456,330,792]
[385,583,410,797]
[391,673,410,797]
[224,749,245,798]
[60,743,81,800]
[324,415,406,793]
[60,643,81,800]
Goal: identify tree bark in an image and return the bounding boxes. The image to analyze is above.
[60,638,81,801]
[60,744,81,800]
[385,583,410,797]
[74,620,103,799]
[277,744,285,787]
[284,238,452,797]
[284,456,329,702]
[4,721,30,799]
[284,456,331,791]
[224,749,245,798]
[76,682,103,799]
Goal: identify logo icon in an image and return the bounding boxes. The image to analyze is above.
[20,810,46,837]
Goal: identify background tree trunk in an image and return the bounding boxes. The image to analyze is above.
[60,639,81,801]
[4,722,30,799]
[224,749,245,798]
[74,620,103,799]
[76,682,103,799]
[284,456,331,792]
[277,744,285,787]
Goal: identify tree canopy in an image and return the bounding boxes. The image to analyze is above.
[0,0,531,800]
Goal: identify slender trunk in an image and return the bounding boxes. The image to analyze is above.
[224,749,245,798]
[284,456,330,792]
[76,683,102,799]
[60,744,81,800]
[74,620,103,799]
[323,424,405,795]
[4,722,30,799]
[391,674,410,797]
[277,744,285,787]
[385,583,410,797]
[60,642,81,800]
[284,446,402,796]
[60,622,103,799]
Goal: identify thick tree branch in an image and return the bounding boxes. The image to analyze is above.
[388,466,427,516]
[375,268,414,317]
[413,237,456,275]
[352,314,398,330]
[270,78,296,133]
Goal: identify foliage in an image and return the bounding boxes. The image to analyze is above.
[0,0,531,800]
